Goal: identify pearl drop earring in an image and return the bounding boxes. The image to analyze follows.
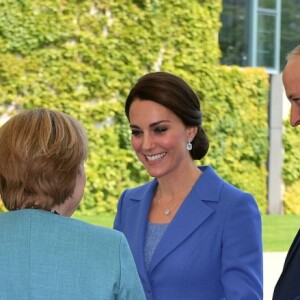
[187,139,192,151]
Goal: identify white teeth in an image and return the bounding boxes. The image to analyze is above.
[146,153,166,161]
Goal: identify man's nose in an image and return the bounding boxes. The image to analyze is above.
[290,104,300,127]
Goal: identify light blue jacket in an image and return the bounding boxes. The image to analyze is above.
[114,166,263,300]
[0,209,146,300]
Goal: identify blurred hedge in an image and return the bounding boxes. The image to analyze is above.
[283,121,300,214]
[0,0,269,214]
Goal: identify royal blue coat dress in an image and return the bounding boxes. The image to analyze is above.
[114,166,263,300]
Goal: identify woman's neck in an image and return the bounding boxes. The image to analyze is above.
[156,165,201,200]
[51,202,77,217]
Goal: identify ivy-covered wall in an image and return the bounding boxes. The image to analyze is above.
[0,0,269,214]
[200,66,269,213]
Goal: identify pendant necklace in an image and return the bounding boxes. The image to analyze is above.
[157,197,184,216]
[156,169,201,216]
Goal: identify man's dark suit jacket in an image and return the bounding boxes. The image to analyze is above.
[273,229,300,300]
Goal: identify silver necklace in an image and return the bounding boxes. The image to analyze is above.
[164,209,171,215]
[157,198,183,216]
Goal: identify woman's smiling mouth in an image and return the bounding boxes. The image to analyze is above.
[146,152,166,161]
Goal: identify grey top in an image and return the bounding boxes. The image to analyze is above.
[144,222,169,270]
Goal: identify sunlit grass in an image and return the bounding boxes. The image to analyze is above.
[262,214,300,252]
[73,212,300,252]
[72,212,114,228]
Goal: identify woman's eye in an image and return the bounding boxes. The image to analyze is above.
[154,127,167,134]
[131,129,142,136]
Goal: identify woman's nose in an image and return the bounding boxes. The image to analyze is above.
[142,134,154,150]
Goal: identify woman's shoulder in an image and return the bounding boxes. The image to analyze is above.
[200,165,256,201]
[121,179,157,198]
[68,216,120,236]
[64,217,131,251]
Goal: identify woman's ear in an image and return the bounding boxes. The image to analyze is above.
[187,126,198,141]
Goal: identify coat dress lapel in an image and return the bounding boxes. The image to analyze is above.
[148,166,223,273]
[124,180,158,284]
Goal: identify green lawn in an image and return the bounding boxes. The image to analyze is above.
[73,212,300,252]
[262,214,300,252]
[73,213,114,228]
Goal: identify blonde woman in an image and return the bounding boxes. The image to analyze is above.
[0,108,145,300]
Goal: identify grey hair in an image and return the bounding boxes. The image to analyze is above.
[286,45,300,62]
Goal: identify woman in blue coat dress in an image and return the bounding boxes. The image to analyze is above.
[114,72,263,300]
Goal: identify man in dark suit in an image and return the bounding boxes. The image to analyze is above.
[273,45,300,300]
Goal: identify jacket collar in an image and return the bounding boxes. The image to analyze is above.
[128,166,222,203]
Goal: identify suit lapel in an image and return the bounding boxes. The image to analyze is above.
[282,229,300,270]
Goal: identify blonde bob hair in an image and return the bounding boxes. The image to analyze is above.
[0,108,88,211]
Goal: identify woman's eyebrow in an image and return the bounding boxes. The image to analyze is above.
[130,120,170,129]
